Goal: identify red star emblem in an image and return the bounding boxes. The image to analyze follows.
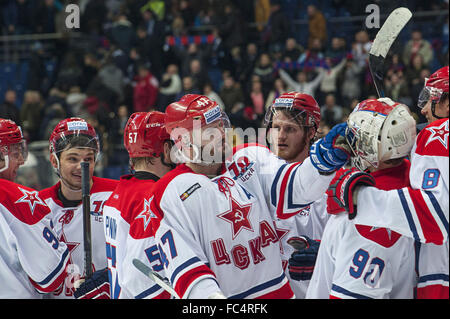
[274,224,290,254]
[426,120,449,149]
[218,197,253,239]
[15,187,47,215]
[135,196,156,231]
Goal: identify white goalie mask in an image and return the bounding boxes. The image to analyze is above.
[346,98,417,171]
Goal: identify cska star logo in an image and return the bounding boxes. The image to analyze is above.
[426,120,449,149]
[218,197,253,239]
[15,187,47,215]
[136,196,156,231]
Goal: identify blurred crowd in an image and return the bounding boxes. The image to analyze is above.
[0,0,449,177]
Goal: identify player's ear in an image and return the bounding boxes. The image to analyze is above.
[49,153,58,169]
[163,140,174,165]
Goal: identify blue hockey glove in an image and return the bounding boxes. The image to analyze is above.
[73,268,110,299]
[310,123,351,174]
[287,236,320,281]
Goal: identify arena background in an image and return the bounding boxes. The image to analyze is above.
[0,0,448,190]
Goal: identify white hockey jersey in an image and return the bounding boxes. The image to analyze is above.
[275,194,329,299]
[150,143,335,299]
[416,241,449,298]
[39,176,118,298]
[103,173,169,299]
[307,160,418,299]
[355,118,449,244]
[0,179,69,298]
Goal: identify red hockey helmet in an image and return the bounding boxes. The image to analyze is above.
[124,111,170,158]
[165,94,230,136]
[0,118,24,146]
[264,92,321,129]
[0,118,28,172]
[49,117,99,156]
[418,66,449,109]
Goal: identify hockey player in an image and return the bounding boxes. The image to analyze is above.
[103,111,174,299]
[307,98,419,299]
[328,66,448,245]
[38,117,118,299]
[0,118,70,298]
[264,92,329,298]
[146,94,350,299]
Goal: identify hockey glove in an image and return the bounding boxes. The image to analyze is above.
[326,168,376,219]
[73,268,110,299]
[287,236,320,281]
[310,123,352,174]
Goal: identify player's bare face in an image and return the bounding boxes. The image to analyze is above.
[0,143,26,181]
[421,98,449,123]
[58,148,95,190]
[269,112,309,163]
[182,119,228,164]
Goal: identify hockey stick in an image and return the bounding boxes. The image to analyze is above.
[81,161,93,278]
[369,7,412,98]
[132,258,180,299]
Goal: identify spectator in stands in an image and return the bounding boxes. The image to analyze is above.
[340,55,363,107]
[203,82,225,111]
[320,93,344,128]
[217,2,245,52]
[219,75,244,116]
[253,53,275,97]
[385,71,411,106]
[402,30,434,68]
[319,56,347,104]
[2,0,33,35]
[307,4,327,50]
[278,67,325,99]
[27,41,49,94]
[298,38,326,71]
[265,77,287,110]
[159,64,182,109]
[81,52,101,91]
[132,63,159,112]
[33,0,60,33]
[282,37,304,62]
[189,58,211,93]
[179,0,196,27]
[248,79,266,124]
[325,37,347,64]
[0,89,20,125]
[176,76,201,100]
[239,42,259,84]
[135,17,164,79]
[97,57,125,105]
[351,30,371,68]
[254,0,271,32]
[65,86,88,119]
[56,52,83,92]
[20,90,43,141]
[262,0,291,53]
[80,0,108,35]
[109,14,136,54]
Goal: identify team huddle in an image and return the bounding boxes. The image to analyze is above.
[0,66,448,299]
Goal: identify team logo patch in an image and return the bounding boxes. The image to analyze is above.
[273,98,294,108]
[67,121,88,131]
[217,196,253,239]
[425,120,449,149]
[203,106,222,124]
[180,183,201,201]
[136,196,156,231]
[15,187,47,215]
